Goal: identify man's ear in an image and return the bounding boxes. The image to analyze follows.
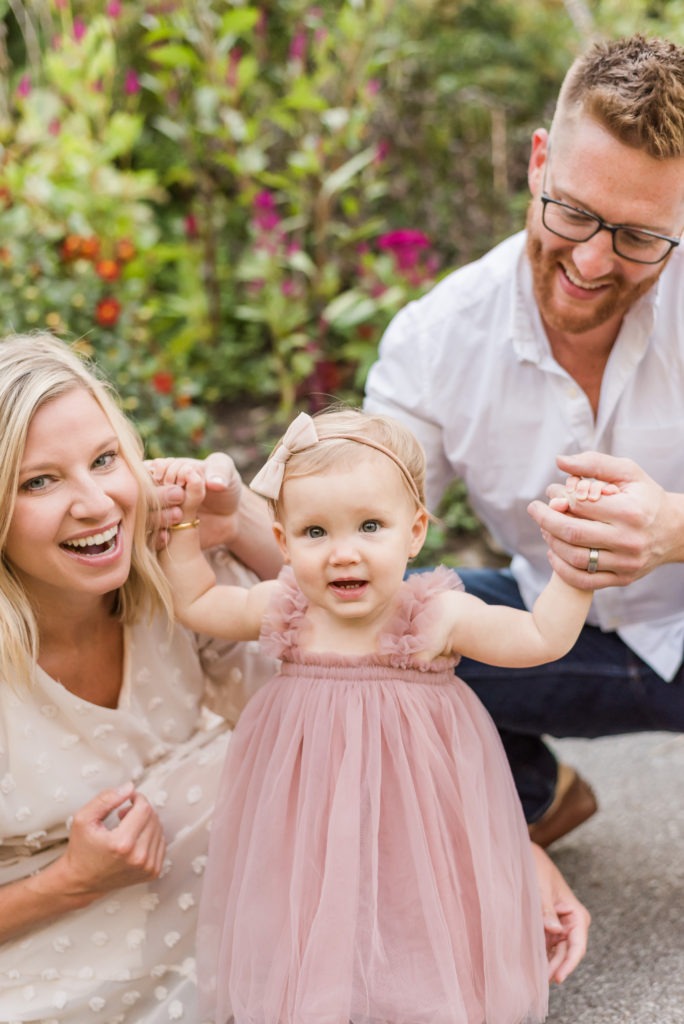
[272,521,290,563]
[528,127,549,196]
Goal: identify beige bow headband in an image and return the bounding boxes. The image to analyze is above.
[249,411,422,506]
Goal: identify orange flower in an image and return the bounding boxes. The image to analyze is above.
[60,235,84,261]
[115,239,136,263]
[95,258,121,281]
[79,236,101,260]
[95,296,121,327]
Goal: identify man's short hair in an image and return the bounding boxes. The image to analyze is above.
[554,35,684,159]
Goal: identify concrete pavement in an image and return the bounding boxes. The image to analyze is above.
[543,732,684,1023]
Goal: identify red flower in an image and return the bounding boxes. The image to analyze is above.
[95,258,121,282]
[115,239,136,263]
[95,296,121,327]
[152,371,174,395]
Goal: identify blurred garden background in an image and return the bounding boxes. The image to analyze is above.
[1,0,682,559]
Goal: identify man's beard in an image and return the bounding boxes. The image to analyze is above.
[525,204,663,335]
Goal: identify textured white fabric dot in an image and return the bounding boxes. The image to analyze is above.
[22,985,36,1002]
[140,892,160,911]
[80,763,103,779]
[0,772,16,794]
[90,930,110,947]
[154,986,168,1001]
[15,805,31,821]
[40,704,58,719]
[178,893,195,911]
[186,785,202,805]
[168,999,184,1019]
[104,899,122,915]
[122,990,142,1006]
[164,931,181,949]
[126,929,145,950]
[153,789,168,808]
[77,966,95,979]
[60,733,80,748]
[192,854,207,875]
[41,967,60,980]
[52,990,68,1008]
[88,996,106,1011]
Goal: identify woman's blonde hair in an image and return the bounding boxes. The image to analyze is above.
[0,332,173,686]
[268,406,428,521]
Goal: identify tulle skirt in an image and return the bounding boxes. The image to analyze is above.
[197,664,549,1024]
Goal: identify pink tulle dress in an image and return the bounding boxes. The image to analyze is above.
[197,567,549,1024]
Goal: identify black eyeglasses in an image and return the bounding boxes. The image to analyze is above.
[540,194,680,265]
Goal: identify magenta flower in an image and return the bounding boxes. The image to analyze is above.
[289,29,307,63]
[124,69,141,95]
[253,191,281,232]
[16,75,31,99]
[73,18,87,42]
[378,229,431,271]
[106,0,123,15]
[227,47,242,88]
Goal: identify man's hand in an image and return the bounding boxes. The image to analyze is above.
[527,451,684,589]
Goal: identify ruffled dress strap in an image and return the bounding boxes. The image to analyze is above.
[378,565,465,670]
[259,566,307,661]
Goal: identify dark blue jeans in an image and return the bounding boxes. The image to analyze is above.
[455,567,684,822]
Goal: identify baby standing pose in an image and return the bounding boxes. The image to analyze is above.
[156,409,593,1024]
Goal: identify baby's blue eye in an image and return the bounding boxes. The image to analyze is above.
[306,525,326,539]
[361,520,381,533]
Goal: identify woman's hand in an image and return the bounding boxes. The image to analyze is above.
[531,842,591,983]
[146,451,242,550]
[59,783,167,900]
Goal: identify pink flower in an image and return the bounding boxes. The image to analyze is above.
[73,18,86,42]
[106,0,123,15]
[124,69,140,95]
[227,47,242,88]
[17,75,31,99]
[253,191,280,232]
[289,29,306,62]
[377,229,431,271]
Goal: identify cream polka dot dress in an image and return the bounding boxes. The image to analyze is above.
[0,552,275,1024]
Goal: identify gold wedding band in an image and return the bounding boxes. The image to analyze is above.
[586,548,599,574]
[168,518,201,531]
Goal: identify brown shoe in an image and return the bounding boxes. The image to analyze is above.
[528,763,597,848]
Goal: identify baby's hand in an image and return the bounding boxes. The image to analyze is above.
[147,458,206,523]
[548,475,619,513]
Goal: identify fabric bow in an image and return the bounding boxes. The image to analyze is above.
[250,411,319,499]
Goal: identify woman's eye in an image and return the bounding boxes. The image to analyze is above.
[21,475,50,492]
[361,520,381,533]
[306,525,325,539]
[93,450,117,470]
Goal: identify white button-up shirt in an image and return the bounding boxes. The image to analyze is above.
[365,231,684,680]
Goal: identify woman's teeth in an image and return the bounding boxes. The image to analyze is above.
[62,525,118,552]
